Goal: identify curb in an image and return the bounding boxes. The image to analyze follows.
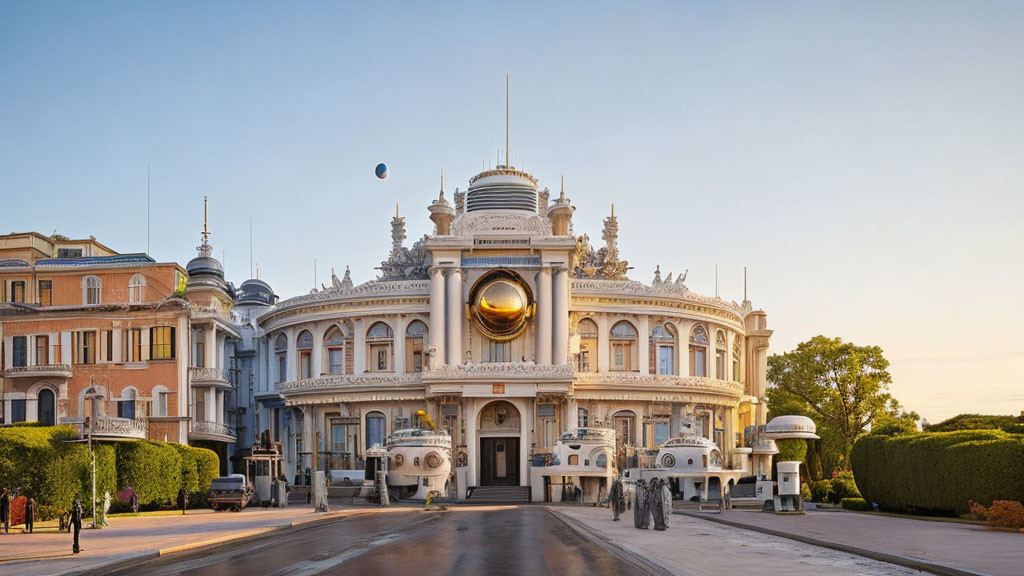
[675,510,990,576]
[545,507,679,576]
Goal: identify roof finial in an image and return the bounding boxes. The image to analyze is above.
[560,175,565,199]
[610,202,615,218]
[440,169,444,198]
[505,74,510,168]
[395,202,399,218]
[201,196,210,244]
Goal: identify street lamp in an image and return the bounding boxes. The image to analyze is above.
[84,383,104,529]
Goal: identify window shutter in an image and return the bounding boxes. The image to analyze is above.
[169,327,176,359]
[148,327,155,360]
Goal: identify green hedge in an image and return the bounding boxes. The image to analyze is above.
[0,427,220,512]
[775,438,808,462]
[841,497,873,511]
[851,430,1024,515]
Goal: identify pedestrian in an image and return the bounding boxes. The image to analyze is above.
[129,492,139,514]
[177,487,189,515]
[661,479,672,528]
[0,487,10,534]
[70,495,84,554]
[25,497,35,534]
[633,479,650,529]
[649,478,666,531]
[609,478,625,521]
[101,491,111,526]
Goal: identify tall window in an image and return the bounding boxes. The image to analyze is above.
[10,281,25,303]
[73,331,96,365]
[151,327,175,360]
[118,389,136,419]
[609,321,637,371]
[715,330,727,380]
[613,410,636,447]
[577,318,598,372]
[441,404,459,438]
[538,403,558,448]
[193,329,206,367]
[365,411,386,449]
[38,280,51,306]
[651,323,677,375]
[733,341,742,382]
[405,320,428,372]
[688,325,708,377]
[577,407,589,428]
[654,418,670,447]
[35,335,49,365]
[486,340,510,362]
[155,390,169,417]
[10,399,26,423]
[37,388,56,426]
[297,331,313,378]
[83,276,101,305]
[129,274,146,303]
[324,326,346,375]
[127,328,144,362]
[274,334,287,383]
[366,322,393,372]
[12,336,27,367]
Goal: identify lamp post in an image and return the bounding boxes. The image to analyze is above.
[84,384,104,529]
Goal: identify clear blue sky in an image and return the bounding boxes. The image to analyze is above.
[2,1,1022,422]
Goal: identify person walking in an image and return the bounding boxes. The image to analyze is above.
[177,487,189,516]
[24,497,35,534]
[0,487,10,534]
[70,495,84,554]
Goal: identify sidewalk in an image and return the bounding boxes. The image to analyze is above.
[0,503,397,576]
[550,506,923,576]
[679,508,1024,576]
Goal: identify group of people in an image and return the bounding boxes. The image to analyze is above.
[0,486,38,535]
[608,477,673,531]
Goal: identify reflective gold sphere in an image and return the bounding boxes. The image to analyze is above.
[472,278,530,339]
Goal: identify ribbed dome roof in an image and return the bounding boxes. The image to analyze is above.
[466,166,538,213]
[186,255,224,277]
[236,279,276,305]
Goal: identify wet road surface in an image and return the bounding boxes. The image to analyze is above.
[96,507,656,576]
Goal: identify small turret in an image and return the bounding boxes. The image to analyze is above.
[428,172,455,235]
[548,176,574,236]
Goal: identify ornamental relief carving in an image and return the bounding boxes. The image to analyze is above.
[279,373,422,394]
[275,280,431,309]
[422,362,576,381]
[451,212,552,236]
[572,373,743,395]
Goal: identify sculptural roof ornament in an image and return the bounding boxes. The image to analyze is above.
[572,204,630,280]
[377,207,429,281]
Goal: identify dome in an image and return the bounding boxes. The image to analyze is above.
[186,255,224,278]
[468,270,533,340]
[765,415,820,440]
[236,279,277,306]
[465,167,539,213]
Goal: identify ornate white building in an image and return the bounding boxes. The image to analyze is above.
[253,162,772,500]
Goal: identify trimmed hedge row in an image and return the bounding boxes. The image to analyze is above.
[851,430,1024,515]
[841,497,873,511]
[0,426,219,512]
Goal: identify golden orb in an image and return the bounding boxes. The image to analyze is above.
[471,277,531,339]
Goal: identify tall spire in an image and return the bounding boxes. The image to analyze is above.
[505,74,510,168]
[197,196,213,258]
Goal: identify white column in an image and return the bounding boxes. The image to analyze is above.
[520,400,531,487]
[394,315,406,374]
[312,325,324,377]
[535,268,552,365]
[429,268,446,366]
[354,319,366,374]
[286,327,298,381]
[679,319,692,377]
[596,314,610,372]
[112,329,122,363]
[205,326,217,370]
[445,268,463,365]
[206,388,216,422]
[552,267,569,365]
[465,398,477,487]
[638,315,650,374]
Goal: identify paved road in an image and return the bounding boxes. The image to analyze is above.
[93,507,656,576]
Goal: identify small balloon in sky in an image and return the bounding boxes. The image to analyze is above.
[375,163,388,179]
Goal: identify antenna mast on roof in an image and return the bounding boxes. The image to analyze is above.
[744,266,748,301]
[146,164,150,256]
[505,74,510,168]
[715,264,719,298]
[249,216,254,278]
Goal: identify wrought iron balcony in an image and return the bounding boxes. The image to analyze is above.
[85,415,148,440]
[189,366,231,388]
[3,364,73,379]
[190,419,236,441]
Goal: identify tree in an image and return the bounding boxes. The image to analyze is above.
[767,336,918,472]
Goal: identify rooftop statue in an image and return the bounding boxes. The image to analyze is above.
[571,205,630,280]
[377,212,429,281]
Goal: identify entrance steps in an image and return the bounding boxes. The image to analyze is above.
[467,486,531,503]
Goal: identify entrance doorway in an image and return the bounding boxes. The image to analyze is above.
[480,437,519,486]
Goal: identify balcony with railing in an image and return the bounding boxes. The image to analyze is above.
[4,364,73,379]
[571,373,743,396]
[189,419,236,443]
[189,366,231,388]
[83,415,148,440]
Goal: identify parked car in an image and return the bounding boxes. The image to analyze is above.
[208,474,254,512]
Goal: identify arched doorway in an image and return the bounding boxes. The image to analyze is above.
[38,388,56,426]
[477,400,521,486]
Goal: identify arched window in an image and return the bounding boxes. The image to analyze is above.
[274,334,288,383]
[405,320,428,372]
[715,330,727,380]
[83,276,102,305]
[651,323,677,375]
[609,321,638,371]
[577,407,589,428]
[613,410,636,447]
[577,318,598,373]
[118,387,137,420]
[323,325,347,375]
[129,274,146,303]
[297,331,313,379]
[689,325,709,377]
[733,340,742,382]
[37,388,56,426]
[366,322,394,372]
[365,411,387,449]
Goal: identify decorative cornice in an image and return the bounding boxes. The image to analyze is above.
[569,278,743,319]
[422,362,576,382]
[266,280,431,315]
[451,212,552,236]
[572,373,743,396]
[279,372,422,395]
